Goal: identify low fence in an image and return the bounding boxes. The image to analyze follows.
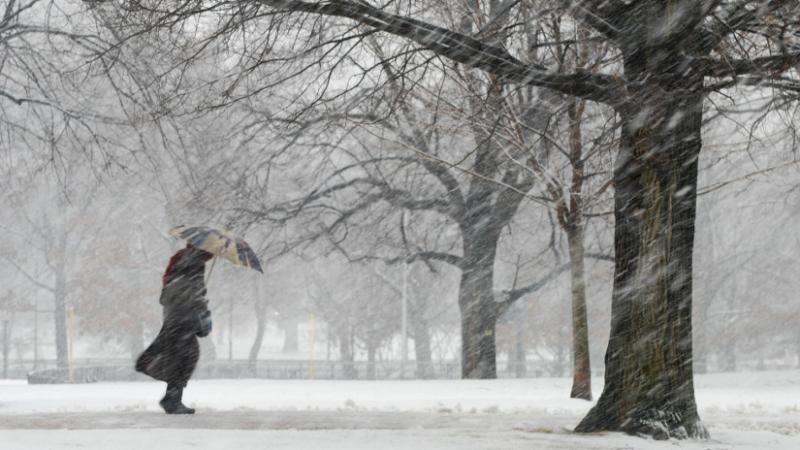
[17,357,799,384]
[14,357,589,383]
[27,366,148,384]
[24,359,468,384]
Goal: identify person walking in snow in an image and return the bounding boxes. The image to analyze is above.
[135,244,214,414]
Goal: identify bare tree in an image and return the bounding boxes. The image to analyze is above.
[239,27,610,383]
[306,258,401,379]
[75,203,167,361]
[0,175,107,369]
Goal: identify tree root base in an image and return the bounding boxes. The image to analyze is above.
[576,407,709,440]
[569,389,592,401]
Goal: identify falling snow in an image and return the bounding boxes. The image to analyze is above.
[1,1,799,448]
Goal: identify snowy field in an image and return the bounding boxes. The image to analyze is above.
[1,370,799,449]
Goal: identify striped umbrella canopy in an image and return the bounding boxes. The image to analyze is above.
[169,225,263,273]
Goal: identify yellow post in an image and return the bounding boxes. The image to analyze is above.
[308,314,316,379]
[67,306,75,383]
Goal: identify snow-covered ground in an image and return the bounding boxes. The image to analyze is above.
[1,370,798,449]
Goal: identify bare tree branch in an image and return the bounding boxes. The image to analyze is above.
[500,262,570,305]
[261,0,626,105]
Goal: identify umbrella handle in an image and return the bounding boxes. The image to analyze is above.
[206,256,218,287]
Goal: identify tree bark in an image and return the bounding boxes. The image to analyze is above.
[576,64,707,438]
[567,224,592,400]
[458,235,499,379]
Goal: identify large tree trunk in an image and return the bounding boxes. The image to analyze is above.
[458,236,499,379]
[567,224,591,400]
[576,68,706,438]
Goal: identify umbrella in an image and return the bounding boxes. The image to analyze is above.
[169,225,263,275]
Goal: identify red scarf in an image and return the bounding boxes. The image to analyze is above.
[162,248,189,287]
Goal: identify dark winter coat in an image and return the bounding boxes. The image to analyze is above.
[135,247,213,386]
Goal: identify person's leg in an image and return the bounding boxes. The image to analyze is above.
[157,327,200,414]
[159,382,195,414]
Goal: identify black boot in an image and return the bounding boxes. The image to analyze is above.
[159,383,195,414]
